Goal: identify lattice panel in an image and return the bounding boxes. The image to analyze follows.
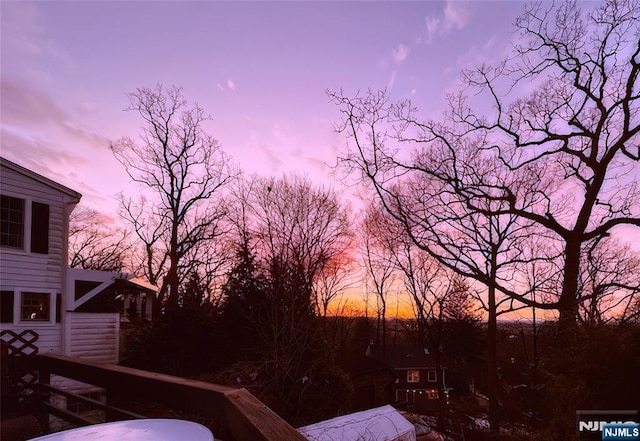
[1,329,40,356]
[1,329,40,401]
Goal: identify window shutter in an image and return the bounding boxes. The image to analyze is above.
[31,202,49,254]
[56,293,62,323]
[1,291,15,323]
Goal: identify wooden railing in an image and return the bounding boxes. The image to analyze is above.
[29,353,307,441]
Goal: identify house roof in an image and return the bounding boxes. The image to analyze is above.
[68,268,159,311]
[367,345,437,370]
[337,349,399,378]
[1,157,82,201]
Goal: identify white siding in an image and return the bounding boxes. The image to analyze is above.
[1,160,80,356]
[0,165,69,291]
[67,313,119,364]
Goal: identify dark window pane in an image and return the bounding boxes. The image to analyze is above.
[31,202,49,254]
[1,291,14,323]
[1,195,24,249]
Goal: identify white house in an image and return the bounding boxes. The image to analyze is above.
[0,157,156,364]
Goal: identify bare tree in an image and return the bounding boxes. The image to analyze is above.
[330,84,565,432]
[360,204,397,348]
[111,85,236,313]
[455,0,640,337]
[332,0,639,339]
[313,255,357,319]
[578,237,640,325]
[69,205,133,272]
[224,174,354,422]
[240,174,354,313]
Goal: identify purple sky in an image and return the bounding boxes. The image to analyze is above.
[1,0,525,215]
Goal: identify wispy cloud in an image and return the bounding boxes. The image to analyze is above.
[387,70,397,89]
[1,78,69,126]
[423,0,469,43]
[215,79,236,92]
[260,144,283,171]
[1,78,110,150]
[392,44,410,64]
[444,0,468,30]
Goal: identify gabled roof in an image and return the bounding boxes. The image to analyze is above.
[68,268,158,311]
[1,157,82,201]
[337,349,399,378]
[367,345,436,370]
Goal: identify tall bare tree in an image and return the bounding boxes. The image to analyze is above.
[111,85,236,313]
[331,0,639,341]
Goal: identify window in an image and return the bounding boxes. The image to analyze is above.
[0,196,49,254]
[407,370,420,383]
[1,291,14,323]
[428,370,437,382]
[427,389,439,400]
[1,195,25,249]
[21,292,50,321]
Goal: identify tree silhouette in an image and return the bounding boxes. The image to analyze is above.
[111,85,236,313]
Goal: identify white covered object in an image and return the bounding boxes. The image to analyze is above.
[298,405,416,441]
[28,419,214,441]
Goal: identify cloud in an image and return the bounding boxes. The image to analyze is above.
[215,79,236,92]
[423,0,469,43]
[387,70,397,89]
[425,16,440,43]
[1,78,110,150]
[444,0,468,30]
[1,78,69,127]
[0,126,93,190]
[392,44,410,64]
[260,144,283,170]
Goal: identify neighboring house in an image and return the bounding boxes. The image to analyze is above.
[366,344,449,414]
[0,157,156,364]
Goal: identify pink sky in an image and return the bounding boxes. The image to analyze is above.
[2,1,637,248]
[1,0,525,215]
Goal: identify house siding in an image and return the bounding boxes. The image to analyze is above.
[67,312,119,364]
[0,164,70,290]
[1,160,79,356]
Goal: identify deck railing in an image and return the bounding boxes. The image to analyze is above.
[29,353,307,441]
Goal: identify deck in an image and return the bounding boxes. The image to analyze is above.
[5,353,307,441]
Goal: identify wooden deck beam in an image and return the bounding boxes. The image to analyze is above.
[32,353,307,441]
